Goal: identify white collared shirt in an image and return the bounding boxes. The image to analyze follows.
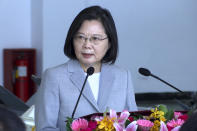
[87,72,100,102]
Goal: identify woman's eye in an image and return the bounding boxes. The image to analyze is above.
[92,37,100,41]
[78,36,84,39]
[76,35,85,40]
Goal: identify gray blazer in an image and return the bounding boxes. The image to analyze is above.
[35,60,137,131]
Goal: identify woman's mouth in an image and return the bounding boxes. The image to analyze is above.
[82,53,93,58]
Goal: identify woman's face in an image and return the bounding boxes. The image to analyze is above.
[73,20,110,70]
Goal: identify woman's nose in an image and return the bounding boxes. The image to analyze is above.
[83,39,93,48]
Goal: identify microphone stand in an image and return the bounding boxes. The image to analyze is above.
[71,74,89,119]
[138,68,191,110]
[71,67,94,119]
[150,73,190,110]
[150,74,183,93]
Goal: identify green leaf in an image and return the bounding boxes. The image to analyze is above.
[158,104,168,115]
[66,117,73,131]
[165,109,174,121]
[125,120,131,127]
[132,113,143,120]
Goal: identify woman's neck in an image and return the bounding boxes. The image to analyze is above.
[80,62,101,73]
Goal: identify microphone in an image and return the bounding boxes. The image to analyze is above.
[138,67,183,93]
[71,67,95,119]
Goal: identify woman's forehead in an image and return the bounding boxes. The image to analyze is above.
[78,20,106,34]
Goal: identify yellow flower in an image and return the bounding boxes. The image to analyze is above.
[154,120,160,127]
[96,116,115,131]
[150,120,160,131]
[160,116,166,122]
[150,108,166,122]
[31,126,35,131]
[150,125,159,131]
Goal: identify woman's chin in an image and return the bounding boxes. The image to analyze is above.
[79,60,99,68]
[82,62,95,67]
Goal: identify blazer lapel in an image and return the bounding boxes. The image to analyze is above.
[97,63,115,112]
[68,60,100,112]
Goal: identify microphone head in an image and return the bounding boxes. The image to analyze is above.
[138,68,151,76]
[87,67,94,76]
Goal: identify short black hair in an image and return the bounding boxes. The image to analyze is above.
[0,106,26,131]
[64,6,118,64]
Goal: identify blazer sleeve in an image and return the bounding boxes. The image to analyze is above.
[125,70,138,111]
[35,69,60,131]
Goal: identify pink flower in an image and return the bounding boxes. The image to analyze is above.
[110,109,118,120]
[167,119,185,131]
[137,119,154,127]
[88,121,97,130]
[71,118,88,131]
[114,121,138,131]
[174,112,182,119]
[109,109,130,124]
[160,121,168,131]
[178,114,188,121]
[171,126,181,131]
[137,119,154,131]
[128,116,134,122]
[113,122,124,131]
[126,121,138,131]
[118,110,130,125]
[81,128,92,131]
[109,109,130,128]
[109,109,130,131]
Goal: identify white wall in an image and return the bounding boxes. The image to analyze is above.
[1,0,197,93]
[42,0,197,93]
[0,0,31,85]
[112,0,197,93]
[31,0,43,77]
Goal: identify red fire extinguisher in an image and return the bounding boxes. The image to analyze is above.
[14,55,29,102]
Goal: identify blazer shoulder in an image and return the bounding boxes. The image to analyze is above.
[46,63,68,73]
[106,64,129,75]
[42,59,80,79]
[42,61,70,80]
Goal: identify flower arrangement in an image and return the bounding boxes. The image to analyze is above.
[66,105,189,131]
